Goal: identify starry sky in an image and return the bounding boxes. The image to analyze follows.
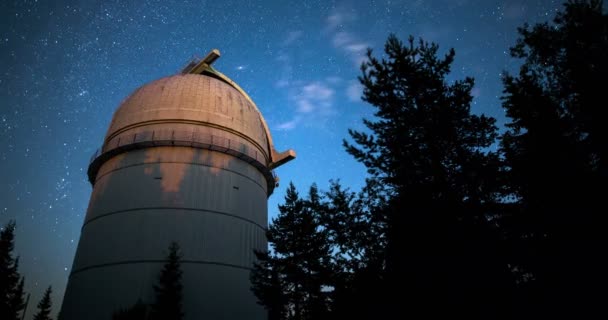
[1,0,563,317]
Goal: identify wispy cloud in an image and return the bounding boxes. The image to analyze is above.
[302,82,334,100]
[272,19,368,131]
[325,9,370,66]
[326,11,356,30]
[275,81,337,131]
[282,30,303,47]
[274,47,293,90]
[275,79,290,88]
[332,31,353,47]
[297,82,334,113]
[277,118,299,130]
[325,76,342,85]
[503,2,527,20]
[346,80,363,102]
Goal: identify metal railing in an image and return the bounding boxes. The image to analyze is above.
[87,129,278,194]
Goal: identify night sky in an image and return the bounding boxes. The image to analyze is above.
[1,0,562,317]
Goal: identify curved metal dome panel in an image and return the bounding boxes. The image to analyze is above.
[106,74,271,160]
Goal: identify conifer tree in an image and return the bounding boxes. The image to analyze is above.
[0,220,26,320]
[32,286,52,320]
[251,183,333,320]
[250,253,286,320]
[319,180,387,319]
[344,34,510,318]
[500,0,607,317]
[150,242,183,320]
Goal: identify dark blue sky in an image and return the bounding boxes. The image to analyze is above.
[1,0,561,317]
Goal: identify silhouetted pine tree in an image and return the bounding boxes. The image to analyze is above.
[319,180,388,319]
[0,220,26,320]
[251,183,333,320]
[500,0,607,317]
[344,34,512,318]
[150,242,183,320]
[251,253,286,320]
[32,286,52,320]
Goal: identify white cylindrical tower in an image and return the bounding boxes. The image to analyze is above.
[59,50,295,320]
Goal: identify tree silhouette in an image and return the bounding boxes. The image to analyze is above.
[150,242,183,320]
[318,180,388,319]
[0,220,26,320]
[250,253,286,320]
[32,286,52,320]
[251,183,333,320]
[252,179,402,319]
[344,34,512,318]
[500,0,607,317]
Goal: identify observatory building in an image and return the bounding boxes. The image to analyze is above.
[59,50,295,320]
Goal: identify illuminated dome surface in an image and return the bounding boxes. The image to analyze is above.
[107,73,271,162]
[88,59,294,195]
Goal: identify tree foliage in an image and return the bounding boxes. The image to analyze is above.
[252,183,334,320]
[345,35,499,200]
[0,220,26,320]
[252,177,420,319]
[253,33,524,318]
[150,242,184,320]
[344,34,511,317]
[319,179,388,319]
[500,0,607,316]
[33,286,53,320]
[251,253,286,320]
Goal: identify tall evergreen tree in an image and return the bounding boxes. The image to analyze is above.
[252,179,391,319]
[500,0,607,317]
[251,183,333,320]
[251,253,286,320]
[319,180,387,319]
[33,286,52,320]
[344,34,512,318]
[0,220,26,320]
[150,242,183,320]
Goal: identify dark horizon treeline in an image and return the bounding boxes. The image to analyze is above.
[251,1,607,319]
[1,221,54,320]
[1,225,184,320]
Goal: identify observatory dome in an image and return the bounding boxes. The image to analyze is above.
[106,74,271,161]
[61,49,294,320]
[88,55,294,195]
